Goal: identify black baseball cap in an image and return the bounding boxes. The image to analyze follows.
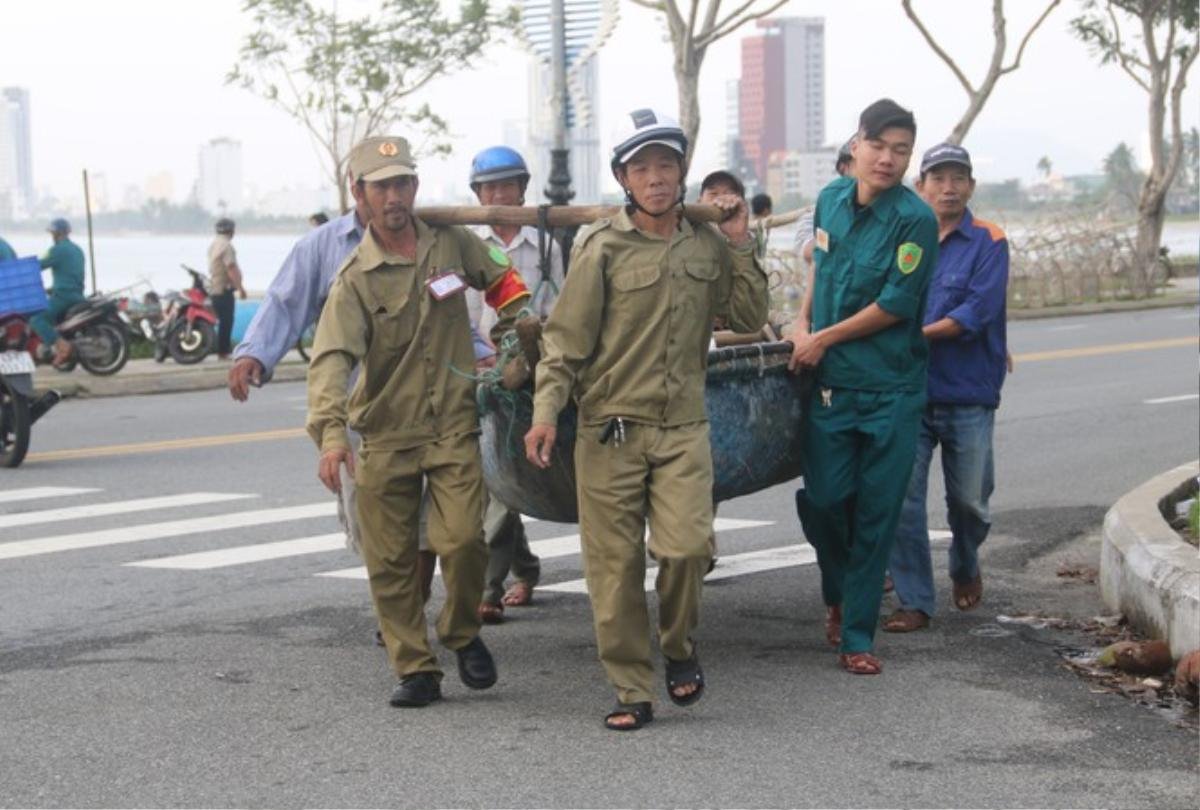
[858,98,916,140]
[920,142,973,177]
[699,169,746,198]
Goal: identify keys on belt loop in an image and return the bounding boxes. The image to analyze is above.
[820,388,833,408]
[598,417,626,446]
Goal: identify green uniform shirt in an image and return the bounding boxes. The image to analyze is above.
[306,218,527,453]
[0,237,16,263]
[39,239,86,295]
[533,207,769,428]
[811,176,938,392]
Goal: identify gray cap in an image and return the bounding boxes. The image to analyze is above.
[920,142,972,176]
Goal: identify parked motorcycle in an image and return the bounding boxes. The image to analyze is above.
[153,265,217,365]
[0,314,62,467]
[22,293,131,376]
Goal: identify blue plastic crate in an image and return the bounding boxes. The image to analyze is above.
[0,257,48,316]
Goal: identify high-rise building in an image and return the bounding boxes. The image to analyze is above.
[144,171,175,202]
[0,87,34,219]
[738,17,825,187]
[526,58,601,204]
[195,138,244,214]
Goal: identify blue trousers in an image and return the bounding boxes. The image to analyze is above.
[889,404,995,617]
[30,291,86,345]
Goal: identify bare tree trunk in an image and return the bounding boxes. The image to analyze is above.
[675,59,703,166]
[1133,187,1167,297]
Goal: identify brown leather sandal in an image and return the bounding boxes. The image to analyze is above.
[839,652,882,675]
[882,608,930,633]
[477,602,504,624]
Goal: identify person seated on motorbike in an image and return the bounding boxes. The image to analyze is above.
[30,218,87,367]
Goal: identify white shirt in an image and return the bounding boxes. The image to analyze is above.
[466,225,565,337]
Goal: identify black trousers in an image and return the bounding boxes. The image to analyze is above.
[211,290,236,356]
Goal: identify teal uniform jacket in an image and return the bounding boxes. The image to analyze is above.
[0,237,16,263]
[811,175,938,392]
[40,239,86,295]
[797,176,939,655]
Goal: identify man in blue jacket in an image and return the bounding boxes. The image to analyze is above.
[883,143,1009,633]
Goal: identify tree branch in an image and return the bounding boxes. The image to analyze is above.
[697,0,787,47]
[1106,2,1153,91]
[1000,0,1062,74]
[900,0,976,94]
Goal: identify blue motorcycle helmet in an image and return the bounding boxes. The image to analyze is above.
[469,146,531,194]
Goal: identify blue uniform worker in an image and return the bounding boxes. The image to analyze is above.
[30,218,87,360]
[884,143,1009,631]
[788,99,938,675]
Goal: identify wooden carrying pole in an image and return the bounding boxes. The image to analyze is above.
[82,169,98,294]
[415,204,728,228]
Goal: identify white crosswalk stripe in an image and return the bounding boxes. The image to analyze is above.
[0,493,255,530]
[315,518,776,581]
[0,486,100,505]
[0,502,337,561]
[127,533,345,570]
[541,544,820,594]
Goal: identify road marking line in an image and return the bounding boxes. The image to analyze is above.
[0,486,100,505]
[1045,324,1086,332]
[1143,393,1200,404]
[127,532,344,570]
[930,529,953,541]
[23,427,308,463]
[23,336,1197,463]
[1014,336,1196,363]
[541,544,819,594]
[0,502,336,561]
[0,493,255,529]
[314,518,776,581]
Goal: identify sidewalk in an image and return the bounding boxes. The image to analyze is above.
[33,351,310,399]
[34,286,1198,400]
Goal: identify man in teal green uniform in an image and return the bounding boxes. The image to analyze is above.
[787,99,938,676]
[31,218,87,365]
[0,235,16,262]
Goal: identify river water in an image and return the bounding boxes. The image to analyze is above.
[3,219,1197,296]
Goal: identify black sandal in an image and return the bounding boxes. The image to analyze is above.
[604,701,653,731]
[665,647,705,707]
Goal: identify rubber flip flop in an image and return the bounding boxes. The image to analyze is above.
[604,701,654,731]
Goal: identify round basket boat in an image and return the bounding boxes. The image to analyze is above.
[478,341,810,523]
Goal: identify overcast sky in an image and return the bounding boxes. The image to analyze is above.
[4,0,1198,210]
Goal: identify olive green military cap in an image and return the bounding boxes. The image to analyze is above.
[349,136,417,183]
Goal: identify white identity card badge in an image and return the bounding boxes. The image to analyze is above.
[427,271,467,301]
[815,227,830,253]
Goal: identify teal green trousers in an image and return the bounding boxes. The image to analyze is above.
[795,385,925,654]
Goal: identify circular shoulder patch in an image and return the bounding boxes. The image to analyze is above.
[488,245,511,267]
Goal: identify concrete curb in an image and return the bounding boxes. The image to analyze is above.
[38,361,309,399]
[1100,460,1200,660]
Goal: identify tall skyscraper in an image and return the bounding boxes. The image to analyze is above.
[526,58,601,204]
[737,17,825,186]
[195,137,244,214]
[0,87,34,219]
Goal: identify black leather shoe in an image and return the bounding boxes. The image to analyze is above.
[389,672,442,708]
[455,636,497,690]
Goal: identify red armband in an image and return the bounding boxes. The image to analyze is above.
[485,269,530,311]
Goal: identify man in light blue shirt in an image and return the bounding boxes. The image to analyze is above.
[227,209,365,396]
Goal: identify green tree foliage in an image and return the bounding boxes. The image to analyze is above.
[1103,142,1145,212]
[227,0,516,211]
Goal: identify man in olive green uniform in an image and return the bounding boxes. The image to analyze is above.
[525,109,767,730]
[788,99,938,676]
[307,136,531,708]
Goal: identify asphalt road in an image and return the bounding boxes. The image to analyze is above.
[1,307,1197,808]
